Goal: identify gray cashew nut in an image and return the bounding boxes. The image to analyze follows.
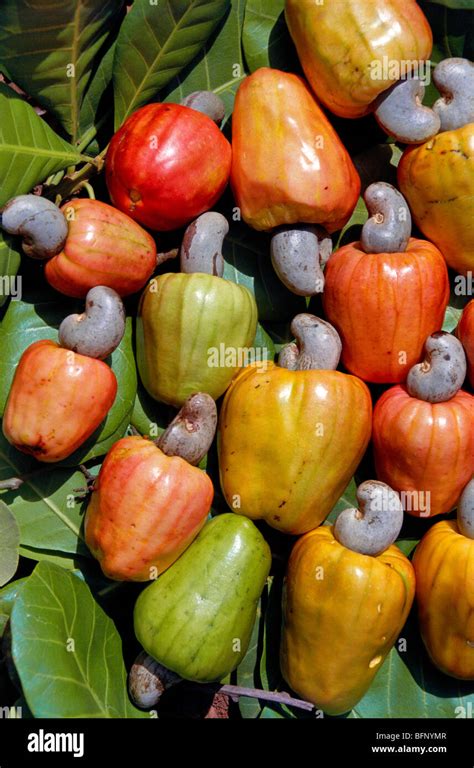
[278,314,342,371]
[334,480,404,556]
[458,477,474,540]
[181,91,226,125]
[157,392,217,466]
[374,76,441,144]
[180,212,228,277]
[1,194,68,259]
[433,58,474,132]
[58,286,126,360]
[406,331,467,403]
[361,182,411,254]
[129,651,181,709]
[270,225,332,296]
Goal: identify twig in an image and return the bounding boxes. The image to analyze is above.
[193,683,316,713]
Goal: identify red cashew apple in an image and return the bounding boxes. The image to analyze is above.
[105,103,232,231]
[44,198,157,298]
[457,300,474,388]
[85,436,214,581]
[2,340,117,462]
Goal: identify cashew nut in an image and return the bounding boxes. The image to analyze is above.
[1,194,68,259]
[270,225,332,296]
[433,58,474,132]
[278,314,342,371]
[181,91,226,125]
[129,651,181,709]
[157,392,217,466]
[406,331,467,403]
[374,76,441,144]
[361,182,411,254]
[180,212,228,277]
[58,286,126,360]
[458,477,474,540]
[334,480,404,556]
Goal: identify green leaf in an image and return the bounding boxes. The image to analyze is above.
[0,291,137,463]
[235,601,263,718]
[113,0,230,129]
[420,2,474,61]
[0,501,20,586]
[0,577,27,617]
[253,323,276,363]
[0,0,124,141]
[0,440,89,556]
[11,562,145,717]
[0,232,21,310]
[77,42,116,155]
[353,610,474,718]
[0,85,82,207]
[325,479,358,525]
[443,305,463,333]
[163,0,247,117]
[18,546,87,570]
[242,0,299,73]
[130,381,172,439]
[424,0,474,9]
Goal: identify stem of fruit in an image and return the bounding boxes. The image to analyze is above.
[200,683,317,713]
[44,145,109,203]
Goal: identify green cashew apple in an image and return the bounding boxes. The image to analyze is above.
[136,273,258,407]
[133,514,271,682]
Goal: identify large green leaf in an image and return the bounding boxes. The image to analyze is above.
[0,232,21,310]
[0,0,124,142]
[163,0,248,117]
[0,85,82,207]
[113,0,230,129]
[77,42,117,154]
[0,291,137,463]
[0,500,20,587]
[0,431,89,555]
[242,0,299,72]
[11,562,145,717]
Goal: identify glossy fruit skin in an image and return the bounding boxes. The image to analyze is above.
[281,525,415,714]
[457,301,474,388]
[85,436,213,581]
[218,362,372,534]
[285,0,432,118]
[105,103,232,231]
[134,513,271,682]
[323,238,450,384]
[44,198,157,298]
[373,386,474,518]
[136,273,258,407]
[3,340,117,462]
[230,68,360,232]
[413,521,474,680]
[398,124,474,275]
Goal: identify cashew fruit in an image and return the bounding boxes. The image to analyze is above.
[134,513,271,682]
[413,520,474,679]
[373,386,474,517]
[85,436,213,581]
[105,103,232,231]
[44,198,157,298]
[457,300,474,389]
[218,362,372,534]
[230,67,360,232]
[285,0,432,118]
[281,525,415,714]
[136,273,258,407]
[323,239,449,383]
[2,340,117,462]
[398,123,474,275]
